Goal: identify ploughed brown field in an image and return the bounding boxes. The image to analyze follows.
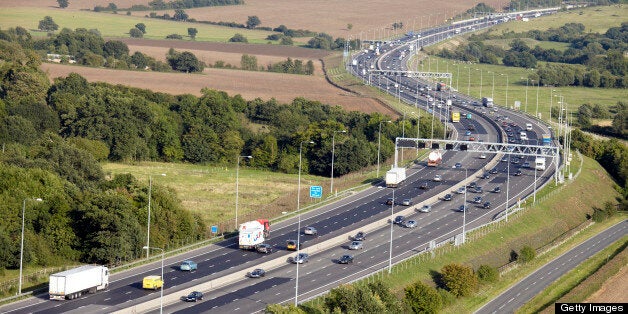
[6,0,499,115]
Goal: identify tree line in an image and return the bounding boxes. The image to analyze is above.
[90,0,244,12]
[439,22,627,88]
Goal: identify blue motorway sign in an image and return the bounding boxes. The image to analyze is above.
[310,186,323,198]
[211,225,218,234]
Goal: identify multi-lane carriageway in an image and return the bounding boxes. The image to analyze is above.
[1,10,560,314]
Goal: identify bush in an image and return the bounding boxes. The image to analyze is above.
[437,288,456,307]
[166,34,183,39]
[477,264,498,283]
[404,281,442,314]
[440,263,478,297]
[129,28,143,38]
[519,245,536,263]
[229,33,248,43]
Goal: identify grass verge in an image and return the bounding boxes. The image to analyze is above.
[517,236,627,313]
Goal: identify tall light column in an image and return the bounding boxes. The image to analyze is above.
[143,246,164,314]
[19,197,42,295]
[146,173,166,259]
[295,140,313,306]
[462,169,467,243]
[388,188,395,273]
[476,68,483,98]
[490,71,495,100]
[535,79,540,118]
[549,90,557,124]
[377,120,392,178]
[467,67,471,96]
[503,74,509,108]
[523,77,529,113]
[506,153,511,222]
[236,155,252,230]
[330,130,346,195]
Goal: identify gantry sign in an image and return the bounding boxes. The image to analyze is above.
[369,70,452,80]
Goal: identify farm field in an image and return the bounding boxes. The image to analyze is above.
[41,62,395,115]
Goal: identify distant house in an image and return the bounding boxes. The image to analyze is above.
[46,53,77,64]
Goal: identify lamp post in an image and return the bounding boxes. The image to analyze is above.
[476,68,483,98]
[19,197,42,295]
[535,79,540,118]
[377,120,392,178]
[466,66,471,96]
[462,169,467,244]
[143,246,164,314]
[330,130,346,196]
[550,90,557,124]
[295,140,313,306]
[506,153,511,222]
[146,174,166,259]
[490,71,495,100]
[523,77,529,113]
[502,74,509,108]
[388,188,394,273]
[236,155,252,230]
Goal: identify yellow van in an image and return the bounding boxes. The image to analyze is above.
[142,275,163,290]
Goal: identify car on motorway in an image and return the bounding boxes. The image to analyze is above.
[349,241,364,250]
[304,226,317,235]
[514,170,523,176]
[454,162,462,169]
[255,243,273,254]
[433,174,442,182]
[180,260,197,271]
[492,186,502,193]
[469,136,476,141]
[393,215,405,224]
[181,291,203,302]
[247,268,266,278]
[286,239,299,251]
[501,156,508,162]
[419,182,430,190]
[481,173,490,179]
[419,204,432,213]
[402,199,412,206]
[404,220,418,228]
[386,198,394,205]
[522,162,530,168]
[479,153,487,159]
[353,231,366,241]
[337,255,354,264]
[142,275,163,290]
[455,186,466,194]
[473,186,483,193]
[465,130,472,136]
[458,205,468,212]
[482,202,491,209]
[472,196,482,204]
[291,253,310,264]
[443,194,453,201]
[489,168,499,174]
[511,158,519,164]
[468,182,477,188]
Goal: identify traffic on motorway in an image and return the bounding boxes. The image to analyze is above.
[0,9,559,314]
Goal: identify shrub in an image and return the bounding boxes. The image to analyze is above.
[440,263,478,297]
[477,264,498,283]
[519,245,536,263]
[404,281,442,314]
[129,28,143,38]
[166,34,183,39]
[229,33,248,43]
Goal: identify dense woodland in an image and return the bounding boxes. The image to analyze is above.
[0,35,443,269]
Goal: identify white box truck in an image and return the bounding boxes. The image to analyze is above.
[385,167,407,188]
[535,157,546,171]
[49,265,109,300]
[239,219,270,250]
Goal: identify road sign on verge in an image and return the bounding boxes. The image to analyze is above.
[211,226,218,234]
[310,186,323,198]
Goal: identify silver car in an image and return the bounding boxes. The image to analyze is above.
[304,226,317,235]
[291,253,310,264]
[349,241,364,250]
[404,220,417,228]
[419,204,432,213]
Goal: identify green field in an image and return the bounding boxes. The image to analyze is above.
[490,5,628,34]
[0,7,275,43]
[411,55,626,118]
[483,38,570,51]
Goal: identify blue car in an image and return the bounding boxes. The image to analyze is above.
[180,260,197,271]
[465,130,472,136]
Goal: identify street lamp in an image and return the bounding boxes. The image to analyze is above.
[388,188,395,273]
[19,197,42,295]
[330,130,346,196]
[489,71,495,100]
[295,139,313,306]
[501,74,509,108]
[476,68,483,98]
[146,173,166,259]
[462,169,467,244]
[236,155,252,230]
[377,120,392,178]
[522,77,529,113]
[506,153,511,222]
[143,246,164,314]
[466,66,471,96]
[535,79,540,118]
[550,90,557,124]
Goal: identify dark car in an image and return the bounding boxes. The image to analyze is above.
[492,186,501,193]
[182,291,203,302]
[419,182,430,190]
[473,186,483,193]
[353,231,366,241]
[482,202,491,209]
[338,254,354,264]
[393,215,405,225]
[481,173,490,179]
[489,168,498,174]
[468,182,477,188]
[247,268,266,278]
[514,170,523,176]
[454,162,462,168]
[472,196,482,204]
[458,205,467,212]
[443,194,453,201]
[386,198,394,205]
[255,243,273,254]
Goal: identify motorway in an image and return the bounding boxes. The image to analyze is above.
[476,220,627,314]
[0,10,559,314]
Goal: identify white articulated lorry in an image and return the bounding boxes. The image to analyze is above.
[49,265,109,300]
[385,167,406,188]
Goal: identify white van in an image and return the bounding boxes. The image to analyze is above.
[520,131,528,140]
[526,123,533,131]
